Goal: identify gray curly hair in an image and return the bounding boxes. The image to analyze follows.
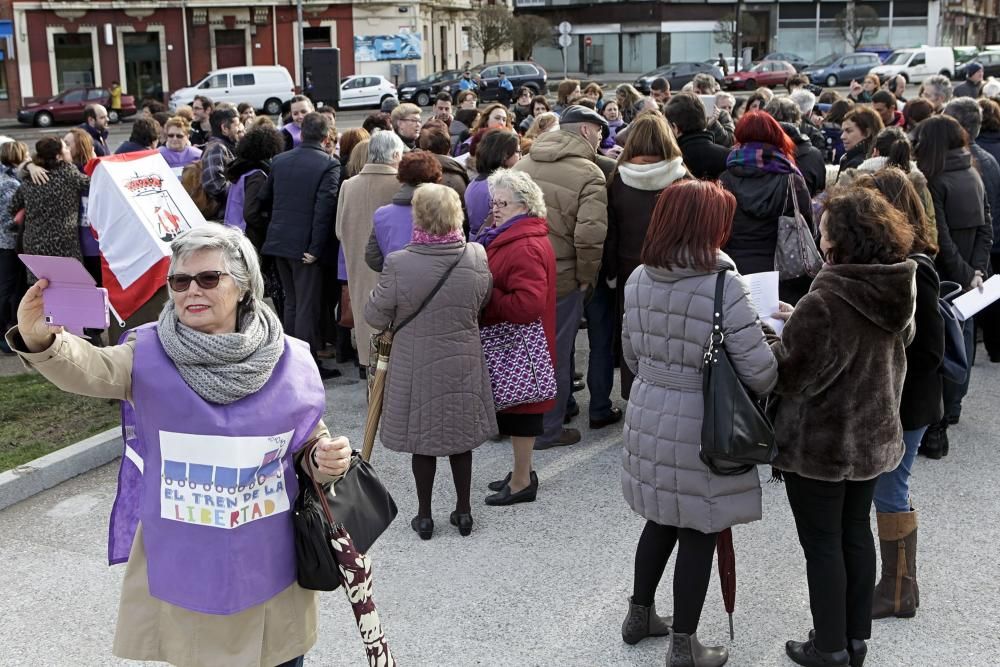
[168,225,264,303]
[488,169,546,218]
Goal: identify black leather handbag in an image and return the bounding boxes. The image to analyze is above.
[700,272,777,476]
[293,446,398,591]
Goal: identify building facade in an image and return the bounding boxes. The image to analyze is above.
[6,0,500,111]
[940,0,1000,46]
[516,0,944,74]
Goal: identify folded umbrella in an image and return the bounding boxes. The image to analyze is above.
[361,332,393,462]
[717,527,737,640]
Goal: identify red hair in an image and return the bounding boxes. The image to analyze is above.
[735,110,797,161]
[641,180,736,271]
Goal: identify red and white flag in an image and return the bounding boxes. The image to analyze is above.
[86,150,207,320]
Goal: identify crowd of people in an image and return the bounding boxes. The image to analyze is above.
[1,64,996,667]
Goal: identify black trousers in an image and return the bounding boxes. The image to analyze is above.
[632,520,719,635]
[276,257,322,356]
[0,248,26,331]
[978,251,1000,360]
[784,472,878,653]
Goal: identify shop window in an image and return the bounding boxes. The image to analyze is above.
[54,33,94,91]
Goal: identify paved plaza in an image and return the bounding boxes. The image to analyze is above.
[1,334,998,666]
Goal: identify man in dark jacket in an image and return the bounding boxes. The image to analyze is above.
[260,112,342,378]
[664,93,731,180]
[115,117,161,154]
[80,104,111,156]
[953,63,984,100]
[201,108,241,218]
[766,98,826,196]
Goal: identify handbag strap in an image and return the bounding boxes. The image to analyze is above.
[787,174,802,219]
[391,244,468,335]
[705,271,727,362]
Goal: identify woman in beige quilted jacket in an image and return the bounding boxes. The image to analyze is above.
[365,184,496,541]
[619,180,778,667]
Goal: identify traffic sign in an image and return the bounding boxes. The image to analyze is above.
[558,34,572,48]
[584,36,592,47]
[558,21,572,35]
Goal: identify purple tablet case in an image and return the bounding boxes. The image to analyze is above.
[18,255,110,335]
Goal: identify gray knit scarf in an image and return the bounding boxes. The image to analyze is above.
[157,300,285,405]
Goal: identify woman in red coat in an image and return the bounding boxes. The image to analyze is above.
[478,168,557,506]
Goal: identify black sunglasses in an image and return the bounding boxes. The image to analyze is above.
[167,270,227,292]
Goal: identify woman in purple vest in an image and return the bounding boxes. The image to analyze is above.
[282,95,314,153]
[157,117,202,173]
[6,225,353,667]
[366,183,496,539]
[365,151,444,272]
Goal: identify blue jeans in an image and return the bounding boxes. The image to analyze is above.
[584,279,615,419]
[943,316,975,420]
[873,426,928,513]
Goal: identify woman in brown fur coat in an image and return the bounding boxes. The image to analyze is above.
[770,187,917,667]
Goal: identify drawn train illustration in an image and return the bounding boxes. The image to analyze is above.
[163,448,283,494]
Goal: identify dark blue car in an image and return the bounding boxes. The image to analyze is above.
[803,52,882,88]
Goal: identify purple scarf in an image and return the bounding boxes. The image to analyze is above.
[726,142,802,177]
[477,213,530,249]
[412,227,465,245]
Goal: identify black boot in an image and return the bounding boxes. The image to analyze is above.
[621,596,672,645]
[807,631,866,667]
[785,639,849,666]
[917,423,948,460]
[666,630,728,667]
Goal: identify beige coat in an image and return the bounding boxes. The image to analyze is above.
[513,130,608,297]
[5,327,337,667]
[364,242,497,454]
[336,163,400,365]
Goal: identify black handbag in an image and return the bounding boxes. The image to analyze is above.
[293,446,398,591]
[700,272,777,476]
[911,254,969,385]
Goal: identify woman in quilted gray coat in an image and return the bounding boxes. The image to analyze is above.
[365,184,496,541]
[620,180,778,667]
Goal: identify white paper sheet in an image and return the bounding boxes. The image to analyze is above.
[952,275,1000,320]
[744,271,784,335]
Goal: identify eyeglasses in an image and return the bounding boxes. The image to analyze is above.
[166,133,187,139]
[167,270,227,292]
[490,200,509,210]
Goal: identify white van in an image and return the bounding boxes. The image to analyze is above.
[169,66,295,115]
[870,46,955,82]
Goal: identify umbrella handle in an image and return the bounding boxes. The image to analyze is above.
[728,613,734,641]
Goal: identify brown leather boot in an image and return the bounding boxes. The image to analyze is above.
[871,510,918,619]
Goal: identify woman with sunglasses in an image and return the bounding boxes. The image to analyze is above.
[157,116,202,172]
[6,224,352,667]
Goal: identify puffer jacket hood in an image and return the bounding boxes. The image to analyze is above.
[527,129,597,163]
[723,163,790,219]
[812,261,916,335]
[944,147,972,172]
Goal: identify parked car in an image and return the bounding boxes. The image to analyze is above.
[634,62,724,94]
[398,69,463,106]
[337,75,397,109]
[170,66,295,115]
[955,51,1000,80]
[855,46,895,63]
[763,52,809,71]
[803,52,883,88]
[18,87,137,128]
[870,46,955,82]
[722,60,797,90]
[440,62,547,102]
[704,56,747,74]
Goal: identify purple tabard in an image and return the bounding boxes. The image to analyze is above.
[109,325,325,615]
[284,123,302,149]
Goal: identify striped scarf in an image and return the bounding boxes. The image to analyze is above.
[726,142,801,177]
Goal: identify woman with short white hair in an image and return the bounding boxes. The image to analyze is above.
[365,183,495,539]
[479,169,558,506]
[7,224,353,667]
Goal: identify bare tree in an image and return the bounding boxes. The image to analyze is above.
[512,15,552,61]
[835,4,881,51]
[714,12,759,52]
[470,5,514,62]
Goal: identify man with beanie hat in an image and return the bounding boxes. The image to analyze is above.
[512,105,612,451]
[954,62,985,99]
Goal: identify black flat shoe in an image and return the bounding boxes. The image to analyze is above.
[785,639,849,666]
[410,515,433,540]
[485,477,538,506]
[449,511,474,536]
[571,379,585,392]
[489,470,537,492]
[590,406,623,429]
[808,631,866,667]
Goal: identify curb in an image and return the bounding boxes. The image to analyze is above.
[0,427,122,512]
